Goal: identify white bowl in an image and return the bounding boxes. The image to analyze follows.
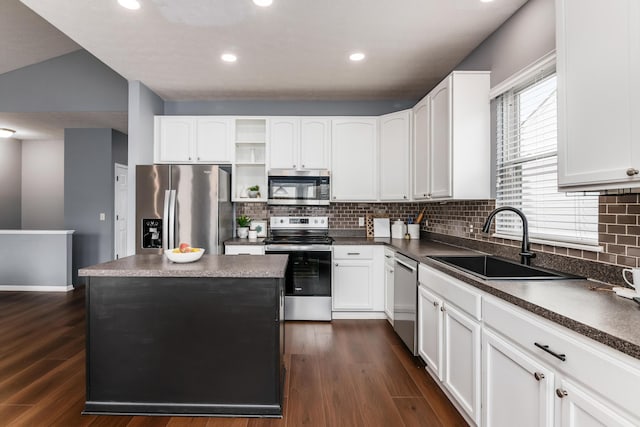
[164,248,205,263]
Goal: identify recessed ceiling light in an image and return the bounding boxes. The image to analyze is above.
[221,53,238,63]
[0,128,16,138]
[118,0,141,10]
[349,52,366,62]
[253,0,273,6]
[480,0,494,3]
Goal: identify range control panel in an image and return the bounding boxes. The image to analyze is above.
[269,216,328,230]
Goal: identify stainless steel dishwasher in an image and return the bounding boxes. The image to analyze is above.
[393,253,418,355]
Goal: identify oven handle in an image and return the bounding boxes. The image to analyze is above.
[265,245,332,252]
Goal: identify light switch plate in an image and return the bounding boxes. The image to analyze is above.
[358,217,365,227]
[99,213,106,221]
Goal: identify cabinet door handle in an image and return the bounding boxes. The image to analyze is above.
[293,164,296,168]
[385,255,392,258]
[533,372,545,381]
[440,306,445,312]
[403,195,407,199]
[534,342,566,361]
[347,252,360,256]
[302,164,306,168]
[335,263,339,267]
[197,157,200,161]
[626,168,639,176]
[433,301,438,307]
[556,388,568,398]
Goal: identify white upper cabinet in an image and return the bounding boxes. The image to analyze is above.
[429,78,453,199]
[379,110,411,201]
[195,117,234,162]
[299,118,331,169]
[412,71,490,201]
[412,97,431,200]
[557,0,640,191]
[269,117,299,169]
[268,117,330,170]
[331,118,378,201]
[155,116,233,164]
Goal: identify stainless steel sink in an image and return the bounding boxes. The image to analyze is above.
[429,255,582,280]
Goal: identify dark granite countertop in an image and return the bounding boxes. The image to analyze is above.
[78,254,287,278]
[335,236,640,359]
[225,238,266,245]
[421,256,640,360]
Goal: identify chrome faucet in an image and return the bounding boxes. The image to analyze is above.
[482,206,536,266]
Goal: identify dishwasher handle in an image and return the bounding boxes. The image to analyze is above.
[395,258,417,272]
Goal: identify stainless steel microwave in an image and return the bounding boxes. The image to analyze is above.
[267,169,330,205]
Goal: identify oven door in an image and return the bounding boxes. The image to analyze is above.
[266,248,331,296]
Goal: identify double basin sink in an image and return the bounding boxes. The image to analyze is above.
[430,255,582,281]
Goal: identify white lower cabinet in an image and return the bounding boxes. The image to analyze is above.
[224,245,265,255]
[418,285,443,379]
[443,303,481,422]
[332,245,384,316]
[556,379,637,427]
[482,328,555,427]
[418,265,481,426]
[483,296,640,427]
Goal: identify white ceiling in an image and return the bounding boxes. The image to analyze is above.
[3,0,528,140]
[19,0,528,101]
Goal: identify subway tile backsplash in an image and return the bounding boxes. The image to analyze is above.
[237,194,639,285]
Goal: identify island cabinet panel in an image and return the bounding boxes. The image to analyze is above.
[85,276,285,416]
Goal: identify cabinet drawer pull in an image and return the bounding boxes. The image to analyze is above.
[556,388,568,398]
[335,263,339,267]
[534,342,566,361]
[293,164,296,168]
[347,252,360,256]
[294,287,303,291]
[385,254,392,258]
[533,372,545,381]
[626,168,639,176]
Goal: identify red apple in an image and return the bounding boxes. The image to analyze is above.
[179,242,190,253]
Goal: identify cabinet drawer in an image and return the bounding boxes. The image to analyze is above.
[225,245,265,255]
[333,245,374,260]
[418,264,481,320]
[483,296,640,415]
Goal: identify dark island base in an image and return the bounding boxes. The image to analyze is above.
[84,276,285,417]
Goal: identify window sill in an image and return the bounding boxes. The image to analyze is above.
[491,233,603,253]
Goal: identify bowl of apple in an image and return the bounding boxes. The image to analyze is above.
[164,243,205,263]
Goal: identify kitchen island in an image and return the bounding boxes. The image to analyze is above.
[78,254,288,417]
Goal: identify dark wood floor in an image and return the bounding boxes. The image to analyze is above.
[0,287,467,427]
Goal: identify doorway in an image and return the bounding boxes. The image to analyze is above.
[114,163,128,259]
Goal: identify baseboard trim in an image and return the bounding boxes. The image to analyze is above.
[332,311,388,320]
[0,285,74,292]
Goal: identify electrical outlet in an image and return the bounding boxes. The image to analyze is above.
[99,213,106,221]
[469,223,474,233]
[358,217,365,227]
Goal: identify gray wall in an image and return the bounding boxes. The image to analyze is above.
[64,128,127,284]
[0,138,22,228]
[127,81,164,255]
[0,50,128,112]
[21,139,65,229]
[165,99,417,116]
[455,0,555,87]
[455,0,555,196]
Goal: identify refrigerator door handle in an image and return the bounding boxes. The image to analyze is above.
[162,190,171,251]
[168,189,177,249]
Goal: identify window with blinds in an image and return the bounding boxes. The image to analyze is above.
[495,71,599,246]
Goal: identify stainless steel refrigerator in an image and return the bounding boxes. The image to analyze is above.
[136,165,232,255]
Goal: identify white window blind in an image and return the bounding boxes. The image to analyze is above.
[495,71,599,246]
